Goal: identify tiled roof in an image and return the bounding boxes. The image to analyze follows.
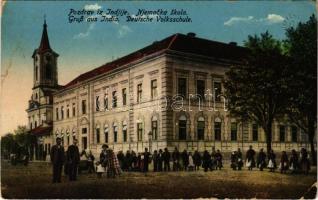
[62,33,248,90]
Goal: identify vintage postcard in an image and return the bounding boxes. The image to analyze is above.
[1,1,317,199]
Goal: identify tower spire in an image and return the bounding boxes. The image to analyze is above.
[38,16,51,52]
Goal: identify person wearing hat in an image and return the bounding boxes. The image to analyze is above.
[50,137,65,183]
[67,138,80,181]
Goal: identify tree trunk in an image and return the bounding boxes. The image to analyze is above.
[265,122,272,155]
[308,120,317,166]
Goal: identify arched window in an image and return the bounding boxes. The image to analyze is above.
[96,96,100,112]
[179,115,187,140]
[113,123,118,143]
[61,106,64,119]
[61,130,64,145]
[214,117,221,141]
[104,93,108,110]
[122,121,127,142]
[55,130,59,138]
[66,105,70,118]
[72,129,76,141]
[96,125,100,143]
[197,116,205,140]
[112,91,117,108]
[104,124,109,143]
[66,130,70,146]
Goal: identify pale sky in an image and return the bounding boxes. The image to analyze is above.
[1,1,316,135]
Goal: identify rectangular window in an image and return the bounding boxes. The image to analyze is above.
[152,121,158,140]
[196,80,205,99]
[178,78,187,97]
[291,126,297,142]
[96,128,100,143]
[122,88,127,106]
[82,128,87,134]
[137,123,143,141]
[61,106,64,119]
[56,107,59,120]
[231,122,237,141]
[112,91,117,108]
[214,122,221,141]
[82,100,86,114]
[280,125,285,142]
[72,103,76,117]
[137,84,142,103]
[214,82,222,102]
[252,124,258,141]
[151,79,158,99]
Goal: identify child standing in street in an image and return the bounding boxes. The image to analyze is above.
[96,161,105,178]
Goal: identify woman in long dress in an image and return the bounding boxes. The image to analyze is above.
[188,152,195,171]
[106,149,121,178]
[267,149,276,172]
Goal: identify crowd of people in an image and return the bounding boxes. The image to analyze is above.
[50,137,312,183]
[112,145,311,175]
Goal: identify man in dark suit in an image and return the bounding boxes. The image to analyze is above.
[50,137,65,183]
[67,139,80,181]
[163,148,171,171]
[143,148,150,172]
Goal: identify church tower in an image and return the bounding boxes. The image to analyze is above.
[32,19,59,88]
[27,20,60,159]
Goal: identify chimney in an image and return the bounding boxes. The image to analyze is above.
[229,42,237,46]
[187,32,196,37]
